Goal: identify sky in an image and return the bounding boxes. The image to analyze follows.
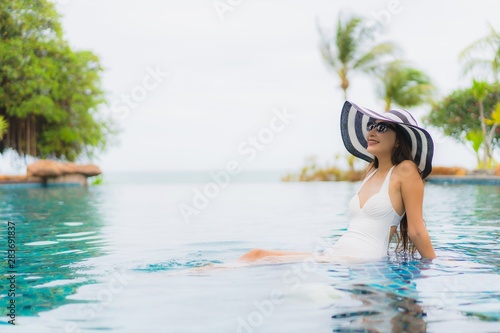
[53,0,500,173]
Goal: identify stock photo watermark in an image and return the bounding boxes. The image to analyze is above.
[213,0,245,21]
[64,269,134,333]
[212,0,412,24]
[177,106,296,223]
[366,0,416,30]
[108,65,170,121]
[234,237,335,333]
[4,221,17,325]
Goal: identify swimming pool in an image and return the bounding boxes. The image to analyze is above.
[1,179,499,332]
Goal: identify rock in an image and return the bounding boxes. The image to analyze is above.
[61,162,80,174]
[72,164,102,177]
[27,160,102,178]
[0,175,27,182]
[470,168,494,176]
[430,166,468,176]
[0,175,44,184]
[46,174,88,186]
[27,160,65,177]
[60,163,101,176]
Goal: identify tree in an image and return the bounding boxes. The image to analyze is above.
[372,60,435,111]
[0,0,113,161]
[317,14,397,100]
[471,80,490,167]
[485,101,500,160]
[425,83,500,168]
[460,22,500,82]
[0,116,7,138]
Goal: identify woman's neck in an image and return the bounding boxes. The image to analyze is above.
[376,157,394,173]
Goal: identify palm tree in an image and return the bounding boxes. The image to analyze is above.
[486,102,500,157]
[471,80,490,168]
[373,60,435,111]
[318,14,397,100]
[460,22,500,82]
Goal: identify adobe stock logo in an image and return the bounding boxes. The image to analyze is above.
[108,65,170,121]
[212,0,245,21]
[64,269,134,333]
[234,237,336,333]
[178,107,296,223]
[366,0,411,30]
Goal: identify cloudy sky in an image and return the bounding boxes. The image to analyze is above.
[56,0,500,173]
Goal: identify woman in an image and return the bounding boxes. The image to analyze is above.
[240,101,436,262]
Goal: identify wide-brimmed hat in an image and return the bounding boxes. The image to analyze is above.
[340,101,434,179]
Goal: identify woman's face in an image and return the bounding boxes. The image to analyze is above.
[366,120,398,158]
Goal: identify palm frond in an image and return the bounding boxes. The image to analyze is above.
[376,61,435,108]
[354,42,400,71]
[317,13,400,99]
[459,22,500,80]
[461,58,496,81]
[317,22,338,70]
[336,16,363,65]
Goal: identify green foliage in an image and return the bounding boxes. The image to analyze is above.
[465,129,484,166]
[425,82,500,149]
[0,0,114,160]
[465,130,484,154]
[90,175,103,185]
[0,115,7,137]
[472,80,489,101]
[373,60,435,111]
[486,102,500,126]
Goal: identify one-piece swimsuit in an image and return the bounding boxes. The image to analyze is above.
[330,166,404,259]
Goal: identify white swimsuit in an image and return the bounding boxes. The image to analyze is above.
[330,166,405,260]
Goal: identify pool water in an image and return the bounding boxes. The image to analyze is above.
[0,180,499,332]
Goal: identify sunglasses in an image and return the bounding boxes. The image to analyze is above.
[366,121,396,133]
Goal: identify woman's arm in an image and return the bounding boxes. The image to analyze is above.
[399,161,436,259]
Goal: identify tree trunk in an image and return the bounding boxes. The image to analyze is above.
[30,115,36,156]
[478,100,490,168]
[487,124,498,161]
[340,68,349,101]
[2,115,39,157]
[385,97,391,112]
[26,117,30,156]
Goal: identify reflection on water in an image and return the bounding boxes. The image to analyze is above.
[0,187,107,318]
[329,259,428,332]
[331,286,427,333]
[329,254,500,332]
[472,185,500,221]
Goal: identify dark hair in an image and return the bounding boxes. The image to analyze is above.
[367,125,422,257]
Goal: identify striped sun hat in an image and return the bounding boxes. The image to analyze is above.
[340,101,434,179]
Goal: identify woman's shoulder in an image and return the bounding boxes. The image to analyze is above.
[394,160,422,181]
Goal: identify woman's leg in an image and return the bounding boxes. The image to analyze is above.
[239,248,311,262]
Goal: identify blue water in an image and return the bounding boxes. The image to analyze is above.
[0,177,499,332]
